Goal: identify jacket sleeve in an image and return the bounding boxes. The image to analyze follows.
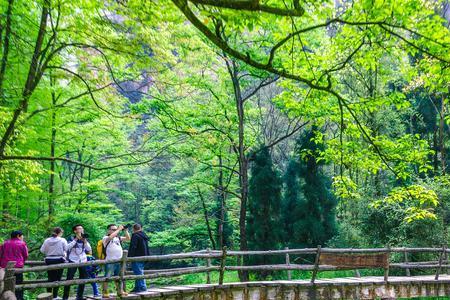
[85,241,92,253]
[129,234,137,256]
[40,239,47,255]
[22,242,29,261]
[62,238,69,252]
[144,235,150,256]
[67,239,77,251]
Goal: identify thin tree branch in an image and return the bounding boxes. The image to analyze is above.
[0,153,162,171]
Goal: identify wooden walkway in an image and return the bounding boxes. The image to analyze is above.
[80,275,450,299]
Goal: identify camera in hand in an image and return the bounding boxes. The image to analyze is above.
[81,233,89,239]
[123,224,132,230]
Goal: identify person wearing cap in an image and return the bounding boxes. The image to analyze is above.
[0,230,28,300]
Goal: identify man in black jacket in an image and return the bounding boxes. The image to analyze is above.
[128,224,150,293]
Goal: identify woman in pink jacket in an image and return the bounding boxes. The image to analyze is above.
[0,230,28,300]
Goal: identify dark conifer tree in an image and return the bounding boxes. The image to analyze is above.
[247,147,283,277]
[282,129,337,248]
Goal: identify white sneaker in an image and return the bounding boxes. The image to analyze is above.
[53,297,62,300]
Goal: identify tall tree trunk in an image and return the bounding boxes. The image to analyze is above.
[0,1,49,156]
[226,59,250,281]
[434,130,439,174]
[440,95,446,174]
[1,183,7,222]
[77,149,84,212]
[48,87,57,218]
[217,155,226,249]
[0,0,14,98]
[224,56,280,281]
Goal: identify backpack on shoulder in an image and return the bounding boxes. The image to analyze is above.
[96,239,110,259]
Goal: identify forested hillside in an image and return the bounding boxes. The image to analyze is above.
[1,0,450,266]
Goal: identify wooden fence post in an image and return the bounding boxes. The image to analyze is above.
[384,246,390,283]
[120,250,128,295]
[3,262,16,295]
[0,268,4,297]
[285,247,291,280]
[403,248,410,277]
[219,246,227,285]
[311,246,321,284]
[435,245,446,280]
[350,247,361,278]
[445,245,449,275]
[206,248,211,284]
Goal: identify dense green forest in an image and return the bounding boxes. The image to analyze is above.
[2,0,450,271]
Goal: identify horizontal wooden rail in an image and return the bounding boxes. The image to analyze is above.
[225,248,318,256]
[16,275,121,290]
[24,261,45,266]
[17,266,220,290]
[391,263,450,269]
[222,247,449,256]
[225,264,337,271]
[18,252,223,273]
[17,259,118,274]
[125,266,209,275]
[126,252,223,262]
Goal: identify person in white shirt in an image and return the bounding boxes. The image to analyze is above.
[102,224,130,298]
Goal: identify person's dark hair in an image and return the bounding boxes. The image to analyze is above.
[51,227,63,238]
[107,224,116,230]
[133,224,142,231]
[72,224,83,232]
[11,230,23,238]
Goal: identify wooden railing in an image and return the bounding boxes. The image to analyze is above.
[1,246,450,298]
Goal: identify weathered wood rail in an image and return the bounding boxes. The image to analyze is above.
[2,246,450,299]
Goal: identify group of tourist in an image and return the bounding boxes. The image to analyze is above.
[0,223,150,300]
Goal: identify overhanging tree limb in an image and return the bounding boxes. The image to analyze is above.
[188,0,304,17]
